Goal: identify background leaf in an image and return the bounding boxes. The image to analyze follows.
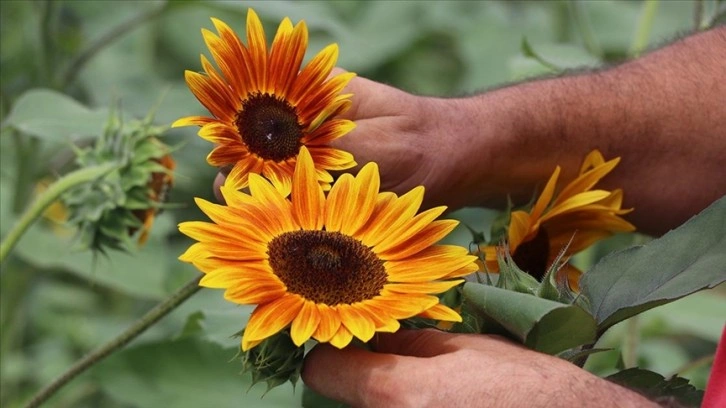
[93,337,300,407]
[581,196,726,331]
[463,283,597,354]
[2,89,109,142]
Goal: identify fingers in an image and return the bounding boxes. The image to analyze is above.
[213,171,226,203]
[372,329,507,357]
[302,343,420,408]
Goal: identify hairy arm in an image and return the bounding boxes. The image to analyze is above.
[303,330,658,408]
[331,27,725,236]
[442,27,726,235]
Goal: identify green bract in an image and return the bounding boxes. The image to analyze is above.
[62,108,175,253]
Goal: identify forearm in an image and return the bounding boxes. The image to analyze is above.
[450,27,726,235]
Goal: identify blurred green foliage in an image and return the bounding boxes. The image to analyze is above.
[1,1,723,407]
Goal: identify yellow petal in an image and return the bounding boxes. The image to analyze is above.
[338,305,376,343]
[530,166,560,222]
[373,206,448,255]
[172,115,216,128]
[242,294,303,350]
[292,146,325,230]
[540,190,611,222]
[340,162,380,236]
[290,300,321,346]
[386,245,475,282]
[507,211,533,251]
[384,280,464,295]
[554,157,619,206]
[359,187,423,247]
[289,43,339,105]
[328,325,354,349]
[377,219,459,260]
[418,304,462,322]
[323,173,357,232]
[245,9,268,92]
[312,304,342,343]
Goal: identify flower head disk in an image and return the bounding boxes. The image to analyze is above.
[174,9,357,194]
[179,147,477,351]
[479,150,635,285]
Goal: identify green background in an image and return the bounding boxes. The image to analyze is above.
[1,1,723,407]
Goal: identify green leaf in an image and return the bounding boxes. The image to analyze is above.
[462,283,597,354]
[93,337,299,408]
[2,89,109,141]
[580,196,726,331]
[606,368,703,407]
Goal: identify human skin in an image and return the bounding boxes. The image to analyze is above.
[214,28,725,236]
[211,27,725,407]
[302,329,658,408]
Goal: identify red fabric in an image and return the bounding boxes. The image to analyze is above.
[703,324,726,408]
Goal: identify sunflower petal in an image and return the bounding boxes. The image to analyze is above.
[530,166,560,222]
[324,173,357,232]
[313,304,342,343]
[328,325,354,349]
[338,305,376,343]
[290,300,321,346]
[292,146,325,230]
[242,294,304,350]
[384,280,464,295]
[340,162,379,235]
[418,304,462,322]
[245,9,268,92]
[377,219,459,260]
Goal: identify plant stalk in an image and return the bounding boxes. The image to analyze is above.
[0,163,117,264]
[23,275,202,408]
[630,0,660,57]
[61,2,168,89]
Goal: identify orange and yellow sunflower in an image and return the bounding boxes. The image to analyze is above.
[479,150,635,285]
[173,9,356,195]
[179,147,477,351]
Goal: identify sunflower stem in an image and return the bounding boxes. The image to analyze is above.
[0,163,117,264]
[60,2,168,89]
[23,275,203,408]
[630,0,660,57]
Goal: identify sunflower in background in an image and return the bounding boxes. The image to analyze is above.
[478,150,636,287]
[179,146,477,351]
[174,9,357,195]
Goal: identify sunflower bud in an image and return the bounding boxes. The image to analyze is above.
[62,107,175,253]
[240,329,304,393]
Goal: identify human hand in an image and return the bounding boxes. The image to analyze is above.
[302,329,657,408]
[213,71,491,211]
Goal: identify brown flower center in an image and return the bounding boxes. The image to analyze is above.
[267,230,387,305]
[235,92,304,162]
[511,227,550,280]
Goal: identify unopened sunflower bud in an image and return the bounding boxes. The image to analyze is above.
[62,107,175,253]
[240,329,304,393]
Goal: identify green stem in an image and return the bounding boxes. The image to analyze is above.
[669,353,715,377]
[630,0,660,57]
[23,276,202,408]
[693,0,704,31]
[61,2,168,89]
[39,0,56,86]
[0,163,117,264]
[622,316,640,368]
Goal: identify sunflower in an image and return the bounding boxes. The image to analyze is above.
[179,146,477,351]
[478,150,635,285]
[173,9,356,195]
